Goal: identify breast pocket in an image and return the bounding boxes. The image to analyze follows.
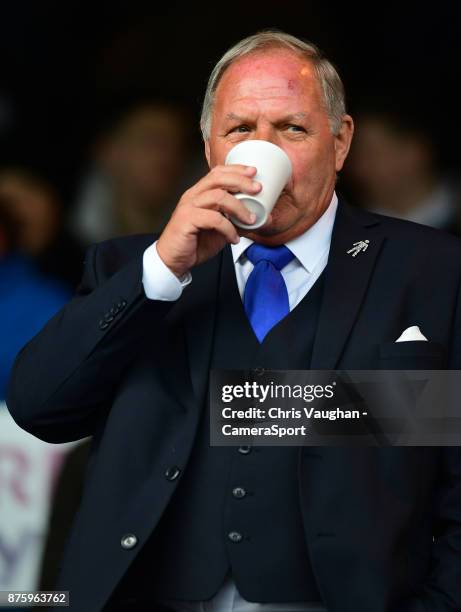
[378,341,447,369]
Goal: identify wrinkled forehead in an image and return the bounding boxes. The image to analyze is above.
[215,49,319,102]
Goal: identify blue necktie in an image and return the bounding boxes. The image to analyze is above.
[243,243,295,343]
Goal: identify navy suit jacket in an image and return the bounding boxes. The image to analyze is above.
[6,201,461,612]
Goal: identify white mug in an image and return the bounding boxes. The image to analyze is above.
[224,140,292,229]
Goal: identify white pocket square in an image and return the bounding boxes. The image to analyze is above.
[395,325,428,342]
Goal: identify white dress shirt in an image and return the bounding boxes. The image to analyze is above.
[141,193,338,612]
[142,192,337,306]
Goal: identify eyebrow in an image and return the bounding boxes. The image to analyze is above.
[224,113,247,122]
[224,112,309,122]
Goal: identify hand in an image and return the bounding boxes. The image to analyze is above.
[156,164,262,278]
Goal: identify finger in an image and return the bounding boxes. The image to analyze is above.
[192,208,240,244]
[194,189,256,225]
[214,164,257,176]
[191,165,260,195]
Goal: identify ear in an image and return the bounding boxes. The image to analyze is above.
[204,140,211,168]
[334,114,354,172]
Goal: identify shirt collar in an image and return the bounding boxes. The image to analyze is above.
[231,191,338,273]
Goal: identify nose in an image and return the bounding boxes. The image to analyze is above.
[253,124,279,146]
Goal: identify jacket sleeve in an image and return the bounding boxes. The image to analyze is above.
[417,447,461,611]
[6,241,175,443]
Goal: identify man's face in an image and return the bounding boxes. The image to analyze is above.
[205,49,353,244]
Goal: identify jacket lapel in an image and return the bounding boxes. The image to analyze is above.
[311,200,386,369]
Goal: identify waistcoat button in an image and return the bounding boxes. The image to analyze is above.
[238,445,252,455]
[121,534,138,549]
[228,531,243,543]
[165,465,181,481]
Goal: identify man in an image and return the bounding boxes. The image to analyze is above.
[0,199,70,400]
[72,97,196,245]
[6,31,461,612]
[0,167,84,288]
[345,101,461,235]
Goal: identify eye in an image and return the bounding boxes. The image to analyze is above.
[229,125,250,134]
[286,124,306,133]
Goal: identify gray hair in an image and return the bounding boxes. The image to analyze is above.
[200,30,346,141]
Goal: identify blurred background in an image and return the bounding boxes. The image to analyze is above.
[0,0,459,600]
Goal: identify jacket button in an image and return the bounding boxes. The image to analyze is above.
[117,300,127,310]
[121,534,138,549]
[109,306,119,316]
[228,531,243,543]
[232,487,246,499]
[99,320,110,330]
[253,367,265,376]
[103,313,115,323]
[238,445,252,455]
[165,465,181,481]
